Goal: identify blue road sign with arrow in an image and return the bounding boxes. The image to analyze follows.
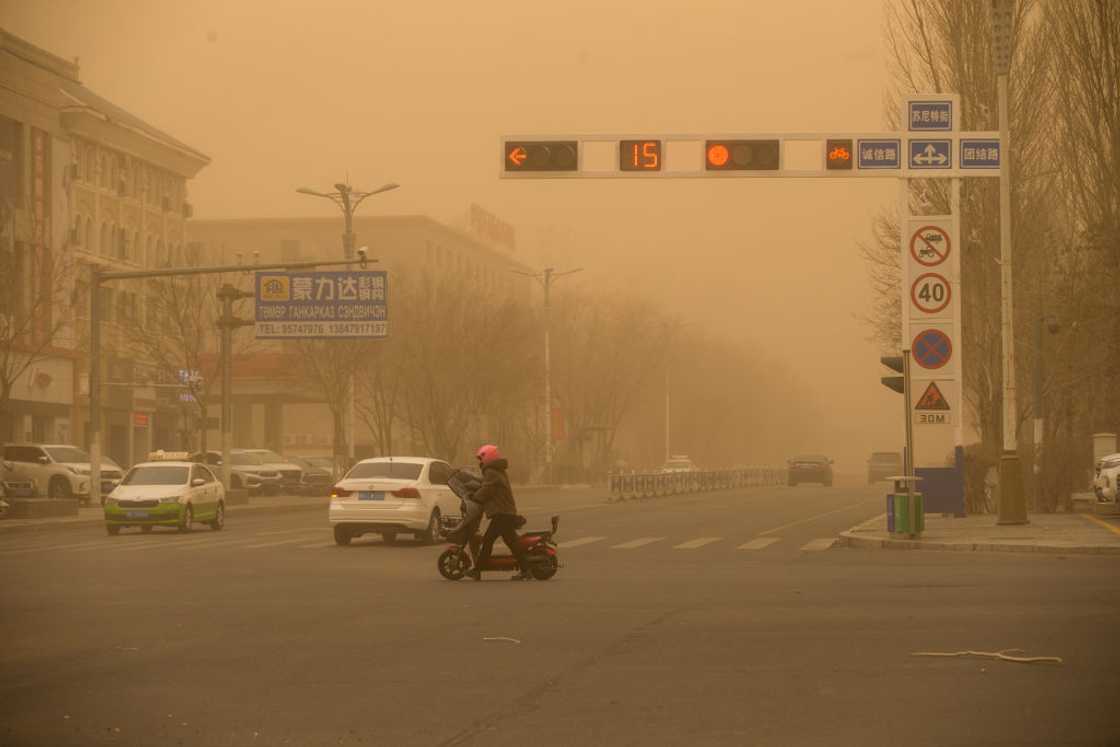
[909,139,951,170]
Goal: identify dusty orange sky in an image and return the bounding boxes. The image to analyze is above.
[4,0,910,472]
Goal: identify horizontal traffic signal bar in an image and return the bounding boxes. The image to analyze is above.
[499,132,1000,179]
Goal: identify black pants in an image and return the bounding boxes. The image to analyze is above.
[477,514,525,573]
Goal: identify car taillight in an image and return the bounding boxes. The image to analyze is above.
[330,486,352,498]
[392,487,420,498]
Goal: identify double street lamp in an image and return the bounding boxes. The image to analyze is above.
[296,181,398,468]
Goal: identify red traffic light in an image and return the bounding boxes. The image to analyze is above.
[705,140,780,171]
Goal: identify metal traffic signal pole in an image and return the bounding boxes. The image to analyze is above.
[217,285,254,490]
[903,350,914,480]
[86,257,369,499]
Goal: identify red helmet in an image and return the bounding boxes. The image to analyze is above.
[476,444,502,465]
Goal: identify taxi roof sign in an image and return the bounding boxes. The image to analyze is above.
[148,450,191,461]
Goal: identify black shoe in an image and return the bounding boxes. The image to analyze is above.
[466,569,481,581]
[510,572,530,581]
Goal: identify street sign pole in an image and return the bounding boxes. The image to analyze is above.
[903,348,914,480]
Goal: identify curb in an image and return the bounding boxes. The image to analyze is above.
[0,500,328,536]
[838,530,1120,555]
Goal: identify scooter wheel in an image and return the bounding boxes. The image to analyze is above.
[528,553,559,581]
[437,548,469,581]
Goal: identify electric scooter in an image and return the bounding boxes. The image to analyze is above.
[436,470,560,581]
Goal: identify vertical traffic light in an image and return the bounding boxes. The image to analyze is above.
[705,140,780,171]
[880,355,905,393]
[504,141,579,172]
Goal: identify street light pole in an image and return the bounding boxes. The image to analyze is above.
[992,0,1026,524]
[296,181,398,471]
[514,266,582,484]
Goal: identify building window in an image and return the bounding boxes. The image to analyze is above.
[84,217,93,251]
[100,223,110,255]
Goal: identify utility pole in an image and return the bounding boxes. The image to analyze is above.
[992,0,1026,524]
[86,257,368,501]
[296,180,398,472]
[217,284,254,489]
[514,266,582,484]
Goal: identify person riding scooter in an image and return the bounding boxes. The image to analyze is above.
[467,444,529,581]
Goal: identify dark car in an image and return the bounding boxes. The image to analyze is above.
[189,451,269,495]
[288,456,334,495]
[867,452,902,484]
[787,454,834,487]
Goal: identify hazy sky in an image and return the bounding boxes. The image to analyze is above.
[5,0,908,471]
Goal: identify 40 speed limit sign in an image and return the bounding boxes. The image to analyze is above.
[910,272,952,315]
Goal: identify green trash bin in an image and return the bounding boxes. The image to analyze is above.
[890,491,924,538]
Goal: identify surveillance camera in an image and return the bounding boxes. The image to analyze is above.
[356,247,367,260]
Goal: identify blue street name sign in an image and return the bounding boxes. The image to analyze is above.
[960,138,1001,169]
[909,139,952,170]
[254,270,389,339]
[908,100,953,131]
[857,139,901,169]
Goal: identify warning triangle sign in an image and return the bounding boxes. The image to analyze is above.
[915,382,951,411]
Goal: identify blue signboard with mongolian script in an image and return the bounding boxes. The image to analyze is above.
[254,271,388,339]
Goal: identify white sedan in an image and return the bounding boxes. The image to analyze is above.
[329,457,461,545]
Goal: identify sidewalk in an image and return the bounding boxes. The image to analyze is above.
[0,494,328,535]
[841,510,1120,555]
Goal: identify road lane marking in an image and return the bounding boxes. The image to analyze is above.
[244,533,332,549]
[1,539,117,555]
[1082,513,1120,537]
[297,542,335,549]
[738,537,781,551]
[758,501,875,536]
[557,536,606,548]
[611,537,664,549]
[800,538,836,551]
[673,537,721,550]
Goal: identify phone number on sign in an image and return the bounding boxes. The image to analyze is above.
[256,322,388,338]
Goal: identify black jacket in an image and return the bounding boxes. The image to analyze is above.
[473,459,517,518]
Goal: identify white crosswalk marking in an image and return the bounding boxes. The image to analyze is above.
[800,538,836,551]
[1,539,110,555]
[738,537,781,551]
[297,542,335,549]
[557,536,606,549]
[673,537,721,550]
[611,537,664,549]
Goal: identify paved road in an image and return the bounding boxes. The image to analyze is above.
[1,484,1117,746]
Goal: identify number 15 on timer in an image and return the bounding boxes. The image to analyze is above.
[619,140,661,171]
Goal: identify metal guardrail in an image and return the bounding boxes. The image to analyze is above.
[607,467,788,501]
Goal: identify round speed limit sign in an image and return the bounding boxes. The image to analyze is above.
[911,272,952,314]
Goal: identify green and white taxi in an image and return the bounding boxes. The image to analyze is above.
[103,460,225,535]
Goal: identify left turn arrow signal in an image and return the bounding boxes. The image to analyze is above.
[508,146,527,167]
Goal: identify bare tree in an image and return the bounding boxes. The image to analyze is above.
[0,200,75,435]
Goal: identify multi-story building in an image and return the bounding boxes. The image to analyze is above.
[186,213,531,457]
[0,30,209,465]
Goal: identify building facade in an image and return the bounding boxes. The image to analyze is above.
[0,30,209,466]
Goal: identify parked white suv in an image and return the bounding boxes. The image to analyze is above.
[1,444,124,504]
[1094,453,1120,503]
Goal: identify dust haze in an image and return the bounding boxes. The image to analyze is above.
[4,0,900,472]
